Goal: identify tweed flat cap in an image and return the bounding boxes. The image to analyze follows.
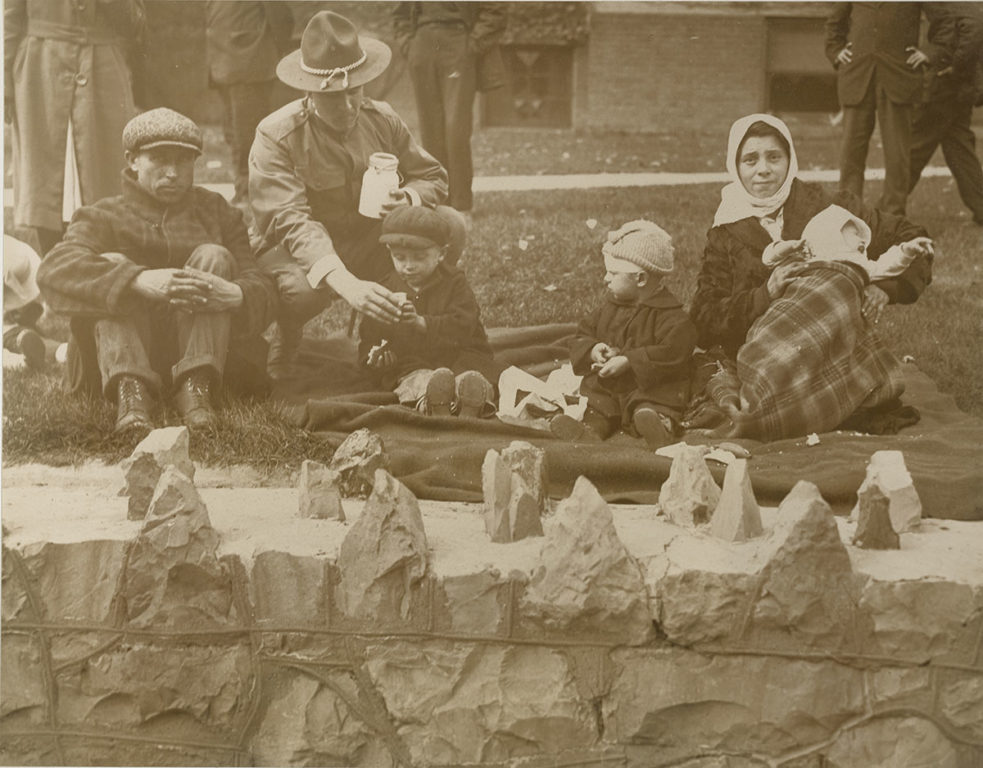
[380,206,452,250]
[601,219,674,273]
[123,108,203,155]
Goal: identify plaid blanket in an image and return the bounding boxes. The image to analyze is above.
[730,261,905,441]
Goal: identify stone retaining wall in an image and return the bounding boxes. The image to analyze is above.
[2,466,982,767]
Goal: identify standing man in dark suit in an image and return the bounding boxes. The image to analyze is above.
[909,3,983,226]
[825,3,954,215]
[206,1,294,205]
[392,3,506,219]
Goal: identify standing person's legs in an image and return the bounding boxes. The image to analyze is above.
[436,30,477,212]
[225,80,274,204]
[407,26,449,168]
[839,82,878,201]
[908,100,947,193]
[876,86,913,215]
[939,100,983,223]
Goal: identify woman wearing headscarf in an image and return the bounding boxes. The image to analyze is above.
[688,114,935,441]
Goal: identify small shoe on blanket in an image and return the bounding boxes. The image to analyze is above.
[549,413,602,442]
[454,370,494,418]
[418,368,456,416]
[633,406,674,449]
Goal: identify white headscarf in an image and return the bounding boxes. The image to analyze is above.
[712,113,799,228]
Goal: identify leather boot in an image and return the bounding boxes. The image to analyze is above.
[174,369,217,430]
[115,375,155,435]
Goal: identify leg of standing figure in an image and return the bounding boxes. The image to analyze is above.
[908,100,947,193]
[876,85,913,216]
[227,80,274,204]
[839,81,878,201]
[407,26,449,169]
[438,30,477,212]
[939,100,983,223]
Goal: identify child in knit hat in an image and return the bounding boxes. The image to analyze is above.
[562,220,698,447]
[358,205,502,417]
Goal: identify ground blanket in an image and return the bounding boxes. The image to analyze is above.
[732,262,905,440]
[275,325,983,520]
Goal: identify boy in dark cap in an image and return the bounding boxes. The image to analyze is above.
[358,205,499,417]
[38,108,278,435]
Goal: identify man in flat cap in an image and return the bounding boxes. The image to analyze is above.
[249,10,448,376]
[38,108,278,435]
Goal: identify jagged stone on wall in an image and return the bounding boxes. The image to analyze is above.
[249,550,329,628]
[520,476,652,644]
[0,633,45,724]
[2,547,34,622]
[433,569,515,636]
[604,648,866,761]
[15,540,127,624]
[365,641,599,766]
[119,426,194,520]
[823,715,959,767]
[482,447,545,543]
[659,445,721,527]
[298,459,345,521]
[335,469,428,624]
[858,579,981,664]
[850,450,922,533]
[122,466,235,628]
[748,481,869,652]
[55,643,252,737]
[251,667,394,767]
[709,458,763,542]
[329,428,390,498]
[938,673,983,741]
[500,440,549,512]
[852,483,900,550]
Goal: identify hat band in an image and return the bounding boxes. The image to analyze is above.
[301,49,367,90]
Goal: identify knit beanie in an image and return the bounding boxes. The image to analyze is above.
[601,219,674,273]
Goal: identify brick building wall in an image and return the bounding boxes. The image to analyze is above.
[578,10,769,131]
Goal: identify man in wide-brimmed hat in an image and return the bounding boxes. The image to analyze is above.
[250,10,448,376]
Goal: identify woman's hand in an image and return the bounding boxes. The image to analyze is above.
[366,341,396,369]
[862,284,890,324]
[900,236,934,261]
[590,342,618,365]
[766,262,808,299]
[598,355,630,378]
[327,270,403,323]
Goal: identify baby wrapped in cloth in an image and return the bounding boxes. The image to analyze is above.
[763,204,915,281]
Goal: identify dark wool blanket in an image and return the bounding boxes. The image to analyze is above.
[732,261,906,441]
[274,325,983,520]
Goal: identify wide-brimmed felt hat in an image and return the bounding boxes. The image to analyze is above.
[277,11,391,92]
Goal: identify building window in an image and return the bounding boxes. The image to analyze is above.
[482,45,573,128]
[766,17,838,113]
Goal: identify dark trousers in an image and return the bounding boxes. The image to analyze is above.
[218,79,274,202]
[909,98,983,223]
[407,24,476,211]
[94,245,236,398]
[839,80,913,216]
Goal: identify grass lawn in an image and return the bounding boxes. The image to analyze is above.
[3,175,980,470]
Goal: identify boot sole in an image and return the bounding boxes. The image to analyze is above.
[633,407,672,449]
[455,371,493,418]
[425,368,456,416]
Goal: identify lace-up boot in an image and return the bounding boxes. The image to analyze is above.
[174,370,217,430]
[115,375,155,435]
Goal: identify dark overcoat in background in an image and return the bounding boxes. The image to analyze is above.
[4,0,144,233]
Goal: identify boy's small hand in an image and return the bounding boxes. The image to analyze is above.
[366,341,396,368]
[590,342,618,364]
[598,355,630,378]
[900,236,934,261]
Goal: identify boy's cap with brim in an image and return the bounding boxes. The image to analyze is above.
[276,11,391,93]
[123,108,203,155]
[2,235,41,309]
[380,206,452,250]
